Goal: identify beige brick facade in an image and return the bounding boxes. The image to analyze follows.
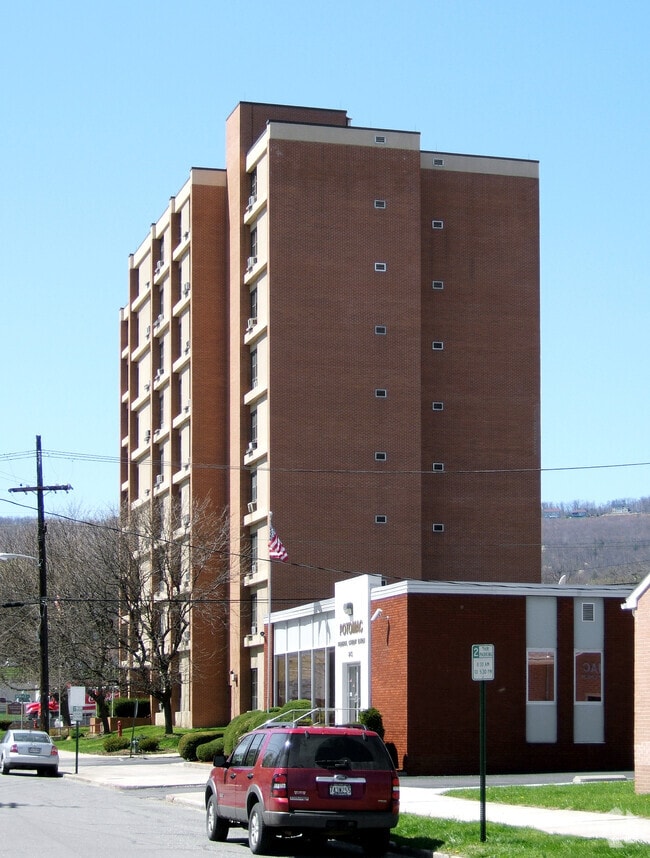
[120,102,541,727]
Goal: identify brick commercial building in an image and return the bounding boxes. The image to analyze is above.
[272,576,634,776]
[119,102,540,728]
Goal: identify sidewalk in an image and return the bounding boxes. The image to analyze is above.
[57,751,650,846]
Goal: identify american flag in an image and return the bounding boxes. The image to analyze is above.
[268,522,288,562]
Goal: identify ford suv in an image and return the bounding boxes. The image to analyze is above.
[204,712,399,855]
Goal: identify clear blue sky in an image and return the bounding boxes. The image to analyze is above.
[2,0,650,519]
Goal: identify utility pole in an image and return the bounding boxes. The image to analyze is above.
[9,435,72,733]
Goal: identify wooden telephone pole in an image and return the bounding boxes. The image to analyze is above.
[9,436,72,732]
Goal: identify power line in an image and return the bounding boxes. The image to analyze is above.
[3,447,650,478]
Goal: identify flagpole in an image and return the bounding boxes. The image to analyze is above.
[267,511,273,711]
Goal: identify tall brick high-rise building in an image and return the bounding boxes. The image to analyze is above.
[119,101,540,727]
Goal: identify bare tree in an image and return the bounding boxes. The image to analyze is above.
[109,497,232,734]
[1,500,233,735]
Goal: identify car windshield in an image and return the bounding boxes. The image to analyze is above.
[286,732,392,771]
[12,732,51,744]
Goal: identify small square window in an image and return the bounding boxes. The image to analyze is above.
[432,401,444,411]
[375,325,387,335]
[374,135,386,144]
[374,262,387,272]
[432,463,444,472]
[375,514,387,524]
[375,388,387,398]
[374,199,386,209]
[432,280,444,290]
[433,158,445,167]
[432,341,444,350]
[432,523,445,532]
[375,451,387,461]
[432,220,444,230]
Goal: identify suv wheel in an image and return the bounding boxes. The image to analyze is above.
[361,829,391,857]
[206,795,229,842]
[248,803,270,855]
[0,755,9,775]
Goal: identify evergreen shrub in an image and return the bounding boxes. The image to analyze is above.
[178,730,224,761]
[196,735,225,762]
[103,734,130,753]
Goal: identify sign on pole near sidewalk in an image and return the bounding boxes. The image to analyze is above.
[472,643,495,681]
[471,644,494,843]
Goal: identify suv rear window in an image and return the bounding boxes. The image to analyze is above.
[284,732,392,771]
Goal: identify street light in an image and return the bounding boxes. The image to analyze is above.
[0,552,49,732]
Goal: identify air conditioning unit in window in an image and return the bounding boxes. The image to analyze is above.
[184,340,190,354]
[154,314,163,328]
[155,260,163,273]
[145,325,151,338]
[183,231,190,241]
[246,256,257,271]
[246,317,257,334]
[144,382,150,392]
[247,501,257,514]
[250,623,257,636]
[155,475,164,487]
[183,282,190,295]
[245,441,257,456]
[182,514,190,528]
[247,195,257,210]
[144,430,151,443]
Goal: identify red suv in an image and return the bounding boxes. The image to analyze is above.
[205,714,399,855]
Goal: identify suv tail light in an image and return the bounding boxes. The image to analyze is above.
[391,776,400,812]
[271,772,287,797]
[10,744,18,753]
[50,746,58,757]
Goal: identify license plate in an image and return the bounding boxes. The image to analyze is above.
[329,783,351,797]
[28,747,41,754]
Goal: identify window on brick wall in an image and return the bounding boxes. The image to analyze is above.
[575,651,602,703]
[527,649,556,702]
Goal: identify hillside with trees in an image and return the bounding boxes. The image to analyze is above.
[542,498,650,585]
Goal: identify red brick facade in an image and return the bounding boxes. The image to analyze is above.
[372,590,633,775]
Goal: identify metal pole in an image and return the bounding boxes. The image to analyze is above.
[479,679,486,842]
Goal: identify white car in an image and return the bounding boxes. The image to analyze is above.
[0,729,59,776]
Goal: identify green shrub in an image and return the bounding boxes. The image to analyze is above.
[0,719,13,731]
[196,735,225,762]
[223,700,313,755]
[359,707,385,738]
[137,736,160,753]
[103,734,130,753]
[112,697,151,718]
[178,730,224,761]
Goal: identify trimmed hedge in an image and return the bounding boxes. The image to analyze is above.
[359,707,385,738]
[112,697,151,718]
[223,700,312,755]
[137,736,160,753]
[196,735,225,762]
[178,730,224,761]
[103,734,130,753]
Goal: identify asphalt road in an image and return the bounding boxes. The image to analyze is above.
[0,769,363,858]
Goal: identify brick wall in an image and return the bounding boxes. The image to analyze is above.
[372,591,633,775]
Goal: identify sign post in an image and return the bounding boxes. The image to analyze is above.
[472,644,494,843]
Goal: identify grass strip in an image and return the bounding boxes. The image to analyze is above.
[448,781,650,818]
[395,811,650,856]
